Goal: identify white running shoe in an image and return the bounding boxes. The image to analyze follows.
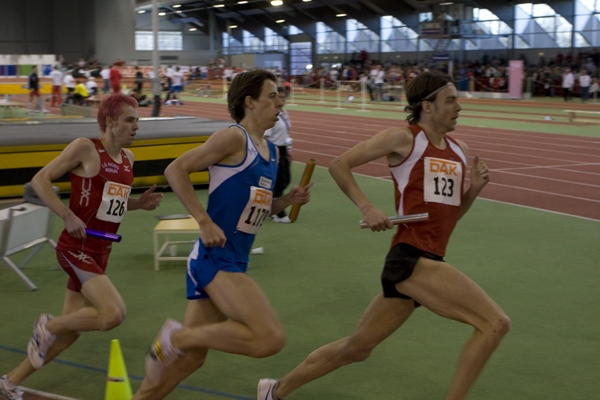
[27,314,56,370]
[0,375,23,400]
[144,318,183,383]
[272,215,291,224]
[257,379,279,400]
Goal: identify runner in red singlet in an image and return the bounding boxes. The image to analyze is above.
[0,94,163,399]
[258,71,510,400]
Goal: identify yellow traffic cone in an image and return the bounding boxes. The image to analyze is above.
[105,339,133,400]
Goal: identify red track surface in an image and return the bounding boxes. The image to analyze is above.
[138,100,600,221]
[13,95,600,221]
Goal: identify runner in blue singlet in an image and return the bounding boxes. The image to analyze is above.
[133,70,313,400]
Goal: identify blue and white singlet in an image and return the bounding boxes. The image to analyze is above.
[192,124,278,263]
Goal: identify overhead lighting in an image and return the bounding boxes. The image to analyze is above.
[176,10,182,13]
[172,4,181,7]
[276,19,285,23]
[238,0,248,3]
[336,13,347,17]
[214,3,225,7]
[439,2,454,5]
[303,0,311,2]
[158,12,166,15]
[271,0,283,6]
[137,10,146,13]
[229,25,238,28]
[189,27,197,31]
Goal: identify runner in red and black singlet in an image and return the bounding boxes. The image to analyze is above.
[0,94,163,397]
[389,123,466,257]
[259,71,510,400]
[57,138,133,254]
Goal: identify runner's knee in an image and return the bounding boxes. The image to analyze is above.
[248,327,286,358]
[98,308,127,331]
[484,312,511,340]
[340,340,374,363]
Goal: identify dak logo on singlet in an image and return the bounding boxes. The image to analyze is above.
[96,181,131,223]
[237,186,272,234]
[423,157,462,206]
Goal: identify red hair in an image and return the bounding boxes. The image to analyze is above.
[97,93,138,132]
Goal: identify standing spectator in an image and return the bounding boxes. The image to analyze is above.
[561,68,574,101]
[359,48,369,67]
[27,66,42,112]
[369,65,380,101]
[100,66,111,94]
[49,65,63,107]
[329,67,339,85]
[63,71,76,104]
[544,78,553,97]
[265,87,293,223]
[165,66,184,105]
[135,67,144,94]
[109,63,122,94]
[86,76,98,99]
[374,64,385,101]
[579,69,591,103]
[223,66,233,83]
[565,52,573,66]
[590,77,599,102]
[359,73,371,101]
[165,65,174,91]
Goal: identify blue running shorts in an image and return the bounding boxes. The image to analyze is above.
[186,253,248,300]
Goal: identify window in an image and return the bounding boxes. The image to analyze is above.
[515,3,573,48]
[243,31,265,53]
[290,42,312,76]
[265,28,289,52]
[135,31,182,51]
[381,16,418,52]
[472,8,513,49]
[288,25,303,35]
[575,0,600,47]
[222,32,243,55]
[316,22,345,54]
[347,19,380,54]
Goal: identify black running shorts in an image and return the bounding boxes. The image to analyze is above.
[381,242,443,302]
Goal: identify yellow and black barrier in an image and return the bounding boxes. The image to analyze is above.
[0,135,211,198]
[0,83,53,95]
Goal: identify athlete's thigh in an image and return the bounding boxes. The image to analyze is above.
[396,258,505,328]
[80,275,126,314]
[184,298,228,328]
[348,293,415,350]
[62,289,93,315]
[203,271,281,331]
[178,299,228,362]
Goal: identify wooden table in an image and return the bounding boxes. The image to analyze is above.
[0,101,25,118]
[153,217,199,271]
[86,98,102,108]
